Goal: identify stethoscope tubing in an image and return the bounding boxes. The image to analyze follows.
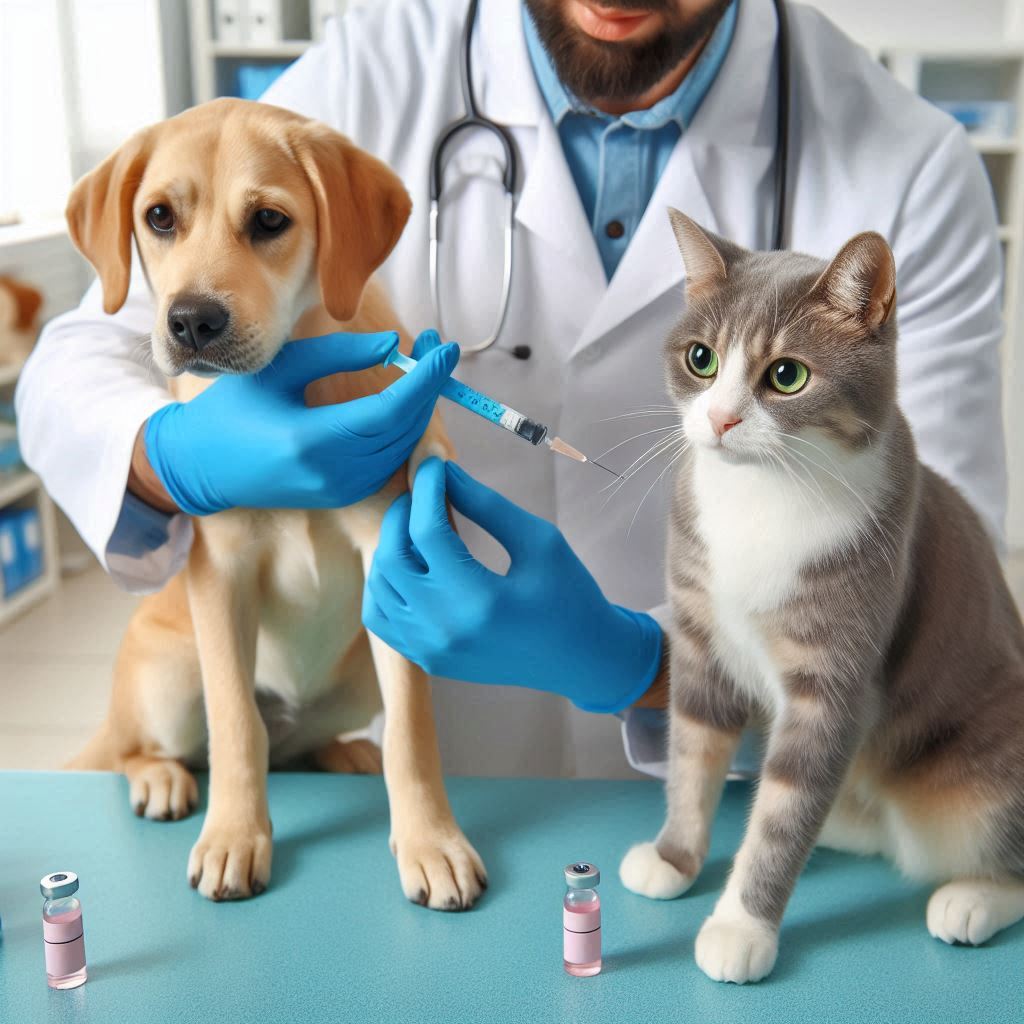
[429,0,791,354]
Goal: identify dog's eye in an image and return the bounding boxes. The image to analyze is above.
[146,205,175,234]
[253,208,289,237]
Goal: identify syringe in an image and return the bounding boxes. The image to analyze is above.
[384,344,620,478]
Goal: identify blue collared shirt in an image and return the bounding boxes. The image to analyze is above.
[523,2,737,280]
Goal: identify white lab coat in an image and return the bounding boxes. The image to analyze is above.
[18,0,1006,779]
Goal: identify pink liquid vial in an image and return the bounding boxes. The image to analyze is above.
[41,871,87,990]
[563,862,601,977]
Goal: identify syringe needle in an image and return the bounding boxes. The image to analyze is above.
[588,458,623,480]
[547,437,623,480]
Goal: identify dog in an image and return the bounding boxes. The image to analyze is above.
[64,98,486,910]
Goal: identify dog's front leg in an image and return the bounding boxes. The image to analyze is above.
[185,524,272,901]
[364,629,487,910]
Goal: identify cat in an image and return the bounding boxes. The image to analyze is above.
[619,209,1024,984]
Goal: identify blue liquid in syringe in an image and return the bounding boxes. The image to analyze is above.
[385,345,549,445]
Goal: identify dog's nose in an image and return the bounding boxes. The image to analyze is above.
[167,298,229,352]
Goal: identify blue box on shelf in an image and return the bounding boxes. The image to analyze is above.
[13,507,43,588]
[236,62,293,100]
[932,99,1016,138]
[0,402,20,473]
[0,512,22,599]
[0,506,42,600]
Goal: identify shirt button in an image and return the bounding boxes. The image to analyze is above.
[605,220,625,239]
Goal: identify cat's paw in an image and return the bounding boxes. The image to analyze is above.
[695,914,778,984]
[619,842,695,899]
[927,880,1024,946]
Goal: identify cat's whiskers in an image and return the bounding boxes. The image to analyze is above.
[781,444,899,581]
[600,429,688,506]
[762,450,891,661]
[762,447,825,524]
[607,428,687,488]
[596,408,679,424]
[595,424,682,463]
[626,438,690,537]
[775,432,850,478]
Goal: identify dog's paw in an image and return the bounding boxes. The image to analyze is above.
[695,914,778,984]
[392,827,487,911]
[128,760,199,821]
[927,880,1024,946]
[619,841,696,900]
[188,818,272,901]
[315,737,383,774]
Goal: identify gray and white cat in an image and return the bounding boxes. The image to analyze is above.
[620,210,1024,983]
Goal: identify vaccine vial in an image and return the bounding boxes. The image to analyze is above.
[563,861,601,977]
[41,871,87,990]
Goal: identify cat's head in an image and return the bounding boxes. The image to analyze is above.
[664,210,898,463]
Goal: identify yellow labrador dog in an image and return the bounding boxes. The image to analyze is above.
[65,98,486,909]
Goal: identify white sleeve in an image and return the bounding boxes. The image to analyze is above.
[619,601,671,777]
[892,125,1007,549]
[260,25,347,125]
[620,602,765,778]
[15,253,193,591]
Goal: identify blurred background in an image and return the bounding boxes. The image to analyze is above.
[1,0,1023,774]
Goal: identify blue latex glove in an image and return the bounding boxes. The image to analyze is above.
[363,458,663,713]
[144,331,459,516]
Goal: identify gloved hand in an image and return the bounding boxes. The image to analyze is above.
[363,458,663,713]
[144,331,459,516]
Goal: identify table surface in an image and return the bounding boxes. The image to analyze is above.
[0,772,1021,1024]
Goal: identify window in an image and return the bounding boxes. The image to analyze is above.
[0,0,74,226]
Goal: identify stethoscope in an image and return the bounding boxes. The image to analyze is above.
[428,0,792,360]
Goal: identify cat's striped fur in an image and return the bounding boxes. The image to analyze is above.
[620,212,1024,983]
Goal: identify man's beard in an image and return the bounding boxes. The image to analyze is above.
[524,0,733,105]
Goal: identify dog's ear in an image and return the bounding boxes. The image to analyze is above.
[66,129,153,315]
[292,124,412,322]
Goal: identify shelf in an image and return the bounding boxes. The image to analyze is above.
[0,470,39,508]
[209,41,310,59]
[0,571,57,628]
[972,136,1020,154]
[876,43,1024,61]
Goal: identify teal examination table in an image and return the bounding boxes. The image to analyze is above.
[1,772,1020,1023]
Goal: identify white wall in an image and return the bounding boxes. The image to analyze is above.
[803,0,1014,48]
[66,0,191,178]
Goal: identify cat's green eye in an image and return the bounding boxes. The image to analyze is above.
[767,359,810,395]
[686,343,719,379]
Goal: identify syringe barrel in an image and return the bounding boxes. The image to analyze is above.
[384,343,549,445]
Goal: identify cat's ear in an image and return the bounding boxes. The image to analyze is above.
[810,232,897,331]
[668,208,739,297]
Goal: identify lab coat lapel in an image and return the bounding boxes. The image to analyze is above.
[573,0,780,354]
[514,113,605,282]
[573,142,715,356]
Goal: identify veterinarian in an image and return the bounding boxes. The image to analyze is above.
[18,0,1006,778]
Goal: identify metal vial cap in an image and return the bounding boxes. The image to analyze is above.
[40,871,79,900]
[564,861,600,888]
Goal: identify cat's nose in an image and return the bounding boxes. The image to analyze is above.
[709,409,742,437]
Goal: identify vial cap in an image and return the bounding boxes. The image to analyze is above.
[564,861,600,888]
[40,871,79,900]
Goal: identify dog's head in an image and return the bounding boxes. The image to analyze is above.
[66,98,411,376]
